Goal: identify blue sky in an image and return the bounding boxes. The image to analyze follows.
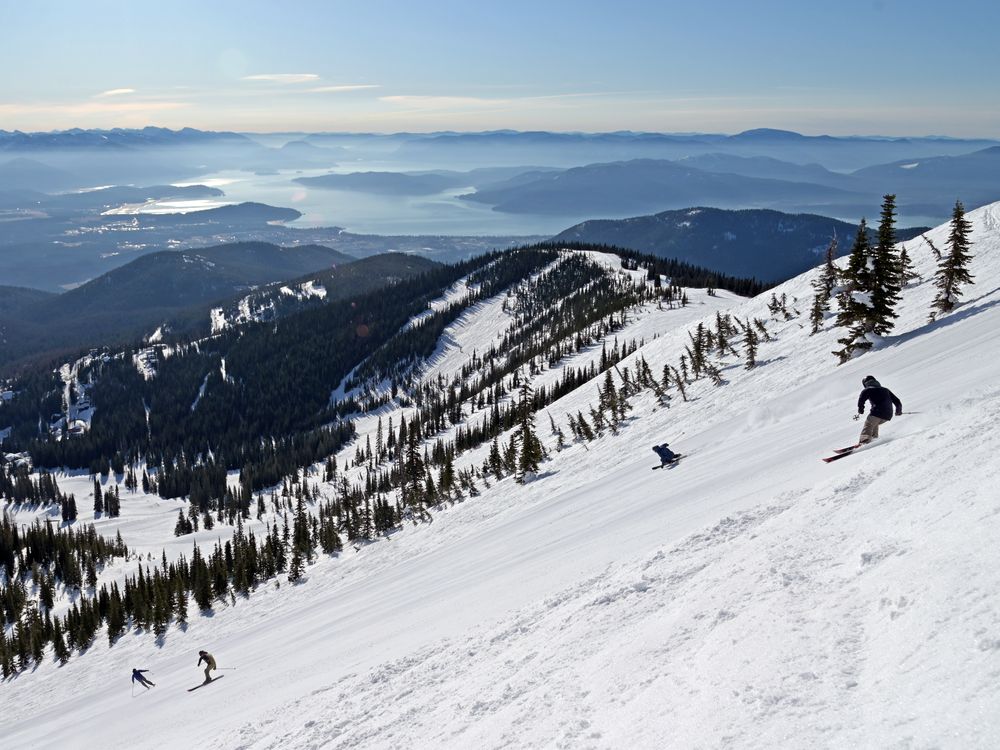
[2,0,998,135]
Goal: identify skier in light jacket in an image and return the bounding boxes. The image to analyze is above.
[197,650,217,684]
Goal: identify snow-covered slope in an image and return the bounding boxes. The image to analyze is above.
[4,204,1000,749]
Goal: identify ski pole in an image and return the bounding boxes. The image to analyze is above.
[217,667,237,670]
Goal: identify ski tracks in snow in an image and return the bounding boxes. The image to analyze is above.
[228,385,1000,750]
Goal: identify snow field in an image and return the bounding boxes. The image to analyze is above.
[3,203,1000,748]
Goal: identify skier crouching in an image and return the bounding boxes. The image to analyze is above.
[652,443,680,467]
[856,375,902,445]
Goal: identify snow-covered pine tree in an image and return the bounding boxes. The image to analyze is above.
[930,199,975,320]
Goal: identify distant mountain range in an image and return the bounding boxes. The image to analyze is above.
[0,126,253,151]
[463,158,858,216]
[393,128,1000,170]
[460,146,1000,221]
[294,166,558,196]
[851,146,1000,209]
[552,207,930,282]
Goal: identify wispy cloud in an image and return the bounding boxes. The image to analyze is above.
[242,73,319,84]
[308,84,380,94]
[96,88,136,98]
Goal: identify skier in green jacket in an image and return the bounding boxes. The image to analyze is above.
[197,650,217,684]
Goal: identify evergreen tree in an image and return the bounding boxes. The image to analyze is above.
[401,426,426,510]
[743,320,759,369]
[93,480,104,515]
[898,244,919,286]
[599,370,620,430]
[287,546,304,583]
[439,452,456,499]
[870,194,902,335]
[930,200,975,319]
[833,220,876,362]
[515,381,544,482]
[175,581,189,626]
[488,438,504,480]
[575,410,595,441]
[52,619,70,664]
[548,412,566,451]
[809,237,838,334]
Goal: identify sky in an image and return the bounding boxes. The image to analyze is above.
[2,0,999,136]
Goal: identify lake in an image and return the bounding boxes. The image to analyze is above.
[111,167,593,237]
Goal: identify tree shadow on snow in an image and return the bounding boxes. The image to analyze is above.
[886,286,1000,348]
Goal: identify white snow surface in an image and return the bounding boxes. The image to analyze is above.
[280,280,328,300]
[5,205,1000,748]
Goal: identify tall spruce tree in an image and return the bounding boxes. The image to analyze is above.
[870,194,902,335]
[930,200,975,320]
[515,381,544,483]
[833,219,878,362]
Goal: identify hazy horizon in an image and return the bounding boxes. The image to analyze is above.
[4,126,999,140]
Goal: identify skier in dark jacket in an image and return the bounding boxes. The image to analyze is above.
[857,375,902,445]
[198,650,217,684]
[652,443,680,466]
[131,668,155,688]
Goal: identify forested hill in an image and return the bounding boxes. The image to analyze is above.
[0,242,356,372]
[0,286,56,317]
[552,207,930,282]
[208,252,442,332]
[1,243,760,492]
